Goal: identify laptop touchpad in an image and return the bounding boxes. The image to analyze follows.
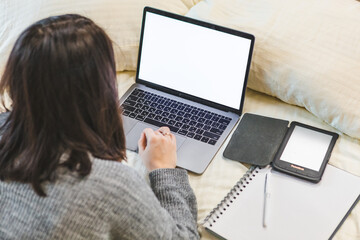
[126,122,186,151]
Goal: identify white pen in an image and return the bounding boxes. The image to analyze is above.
[263,171,271,228]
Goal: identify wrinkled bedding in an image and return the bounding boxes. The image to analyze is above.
[186,0,360,140]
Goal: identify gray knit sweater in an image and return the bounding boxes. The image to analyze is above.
[0,158,199,239]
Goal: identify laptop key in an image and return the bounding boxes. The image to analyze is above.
[148,113,156,119]
[211,116,219,121]
[209,127,223,136]
[129,113,137,118]
[195,129,204,135]
[219,124,227,130]
[201,137,209,143]
[187,132,195,138]
[178,111,185,116]
[135,115,145,121]
[190,116,199,121]
[196,123,204,129]
[218,118,231,125]
[191,109,199,115]
[198,112,205,118]
[189,127,197,132]
[128,95,138,101]
[184,113,191,118]
[178,129,188,135]
[135,103,143,108]
[122,105,135,112]
[194,134,202,140]
[203,131,220,140]
[170,109,178,114]
[157,105,165,110]
[124,100,136,106]
[170,103,178,108]
[175,116,183,122]
[205,114,212,119]
[141,105,150,111]
[131,90,139,96]
[162,112,170,117]
[203,125,211,131]
[175,122,183,128]
[144,118,179,133]
[208,139,217,145]
[140,111,149,117]
[182,118,190,124]
[182,124,190,130]
[198,118,206,123]
[154,116,162,121]
[189,121,196,126]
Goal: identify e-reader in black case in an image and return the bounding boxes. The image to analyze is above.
[223,113,289,167]
[224,113,339,182]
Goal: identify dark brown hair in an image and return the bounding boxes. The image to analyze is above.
[0,14,126,196]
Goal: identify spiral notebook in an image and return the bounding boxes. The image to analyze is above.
[203,165,360,240]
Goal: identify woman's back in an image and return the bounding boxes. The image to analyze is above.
[0,156,198,239]
[0,14,199,239]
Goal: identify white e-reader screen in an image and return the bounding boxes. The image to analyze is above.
[280,126,333,171]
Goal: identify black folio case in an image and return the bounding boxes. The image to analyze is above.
[223,113,339,182]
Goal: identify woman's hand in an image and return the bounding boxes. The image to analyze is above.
[138,126,177,171]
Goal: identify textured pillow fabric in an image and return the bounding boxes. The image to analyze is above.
[187,0,360,139]
[0,0,199,74]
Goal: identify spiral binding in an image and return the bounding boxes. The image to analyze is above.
[202,166,260,227]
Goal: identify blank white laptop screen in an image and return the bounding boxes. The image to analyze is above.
[138,12,252,110]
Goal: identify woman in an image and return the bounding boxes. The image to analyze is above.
[0,14,199,239]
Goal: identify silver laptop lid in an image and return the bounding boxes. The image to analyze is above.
[136,7,255,115]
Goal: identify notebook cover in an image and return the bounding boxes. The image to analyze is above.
[223,113,289,166]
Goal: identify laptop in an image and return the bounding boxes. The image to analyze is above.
[120,7,255,174]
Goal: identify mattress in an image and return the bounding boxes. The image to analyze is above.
[117,71,360,240]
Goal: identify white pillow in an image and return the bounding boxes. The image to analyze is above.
[187,0,360,139]
[0,0,199,74]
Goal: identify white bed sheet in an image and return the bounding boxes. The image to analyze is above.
[117,71,360,240]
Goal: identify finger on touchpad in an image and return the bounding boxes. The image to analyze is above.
[125,122,186,151]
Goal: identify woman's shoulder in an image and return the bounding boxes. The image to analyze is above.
[87,158,147,193]
[53,158,150,208]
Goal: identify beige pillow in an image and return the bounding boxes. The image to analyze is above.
[0,0,198,74]
[187,0,360,139]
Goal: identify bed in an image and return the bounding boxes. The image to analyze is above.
[1,0,360,239]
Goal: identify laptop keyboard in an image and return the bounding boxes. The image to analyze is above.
[121,88,232,145]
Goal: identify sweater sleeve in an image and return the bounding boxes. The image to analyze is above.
[149,168,199,239]
[108,166,199,240]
